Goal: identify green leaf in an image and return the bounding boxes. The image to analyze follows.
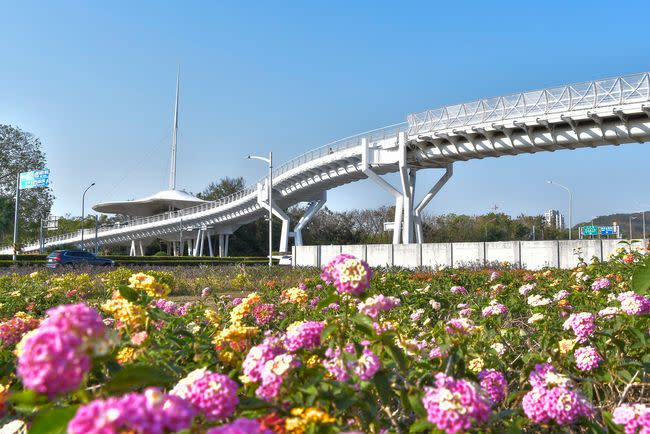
[382,337,408,371]
[350,314,375,337]
[118,285,140,303]
[321,323,337,342]
[238,396,276,410]
[316,292,338,310]
[29,406,79,434]
[409,418,434,433]
[372,370,395,405]
[8,389,48,407]
[632,257,650,293]
[407,391,427,418]
[104,365,171,394]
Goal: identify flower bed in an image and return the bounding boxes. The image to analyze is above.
[0,247,648,433]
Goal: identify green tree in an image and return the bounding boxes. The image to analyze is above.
[197,176,246,201]
[0,125,54,246]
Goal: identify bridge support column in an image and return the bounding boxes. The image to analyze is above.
[129,240,136,256]
[292,192,326,246]
[138,240,144,256]
[207,231,214,256]
[361,137,404,244]
[256,183,290,253]
[218,234,230,257]
[414,163,453,244]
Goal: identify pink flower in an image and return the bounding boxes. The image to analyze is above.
[69,388,195,434]
[489,271,501,281]
[321,254,372,296]
[42,303,105,340]
[284,321,325,351]
[201,287,211,298]
[574,346,602,371]
[619,293,650,315]
[562,312,596,342]
[252,303,277,326]
[131,331,148,346]
[171,369,239,421]
[613,403,650,434]
[354,348,380,380]
[358,295,400,319]
[478,369,508,405]
[481,300,508,317]
[0,315,40,348]
[422,373,491,434]
[323,347,350,381]
[450,286,467,294]
[591,277,611,291]
[17,327,90,397]
[207,418,272,434]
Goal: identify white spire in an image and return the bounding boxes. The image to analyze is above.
[169,66,180,190]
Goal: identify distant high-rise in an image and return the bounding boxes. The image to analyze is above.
[544,209,565,229]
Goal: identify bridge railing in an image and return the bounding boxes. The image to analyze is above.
[271,122,408,179]
[407,72,650,135]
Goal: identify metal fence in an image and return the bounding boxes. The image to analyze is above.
[407,72,650,135]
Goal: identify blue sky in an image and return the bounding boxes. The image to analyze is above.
[2,1,649,223]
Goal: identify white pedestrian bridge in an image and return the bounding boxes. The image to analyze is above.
[4,72,650,256]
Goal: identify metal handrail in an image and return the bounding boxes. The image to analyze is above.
[407,72,650,135]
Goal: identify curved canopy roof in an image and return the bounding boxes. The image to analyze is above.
[92,189,206,217]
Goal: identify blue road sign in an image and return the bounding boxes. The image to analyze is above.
[600,226,614,235]
[19,169,50,189]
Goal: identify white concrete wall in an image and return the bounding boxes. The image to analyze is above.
[293,239,647,269]
[485,241,520,265]
[452,242,484,266]
[520,241,558,269]
[366,244,393,268]
[421,243,452,268]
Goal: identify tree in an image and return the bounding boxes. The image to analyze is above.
[197,177,246,201]
[0,125,54,245]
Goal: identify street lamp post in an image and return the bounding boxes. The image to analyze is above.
[629,215,637,240]
[81,182,95,250]
[547,180,573,240]
[248,152,273,267]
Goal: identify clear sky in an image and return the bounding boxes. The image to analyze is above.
[1,0,649,223]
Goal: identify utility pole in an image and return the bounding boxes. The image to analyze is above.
[12,173,20,261]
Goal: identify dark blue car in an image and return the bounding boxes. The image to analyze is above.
[46,250,115,268]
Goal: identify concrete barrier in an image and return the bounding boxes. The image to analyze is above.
[292,239,646,270]
[421,243,452,268]
[366,244,393,267]
[485,241,520,265]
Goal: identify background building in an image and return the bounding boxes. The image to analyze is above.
[544,209,565,229]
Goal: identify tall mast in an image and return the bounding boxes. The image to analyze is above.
[169,66,180,190]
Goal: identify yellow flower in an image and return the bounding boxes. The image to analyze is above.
[128,273,170,297]
[305,355,321,368]
[558,338,577,355]
[281,287,308,304]
[116,347,136,364]
[101,294,147,330]
[468,357,484,373]
[204,309,221,326]
[285,407,335,433]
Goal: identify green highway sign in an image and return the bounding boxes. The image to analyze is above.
[19,169,50,189]
[583,225,598,236]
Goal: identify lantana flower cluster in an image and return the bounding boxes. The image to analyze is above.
[522,363,594,425]
[17,303,112,397]
[170,368,239,421]
[563,312,596,342]
[612,403,650,434]
[321,254,372,295]
[69,387,195,434]
[0,313,40,347]
[422,373,492,434]
[357,294,400,319]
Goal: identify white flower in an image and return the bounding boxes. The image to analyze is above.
[527,313,545,324]
[527,294,551,307]
[490,342,506,355]
[429,300,441,310]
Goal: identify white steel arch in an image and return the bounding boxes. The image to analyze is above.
[4,72,650,255]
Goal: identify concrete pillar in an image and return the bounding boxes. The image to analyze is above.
[129,240,136,257]
[138,240,144,256]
